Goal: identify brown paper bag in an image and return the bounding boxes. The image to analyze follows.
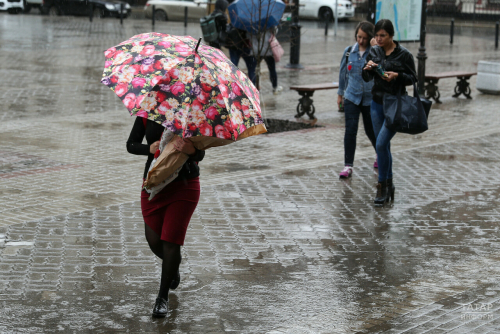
[144,135,188,189]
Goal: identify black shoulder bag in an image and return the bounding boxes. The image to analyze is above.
[383,81,432,135]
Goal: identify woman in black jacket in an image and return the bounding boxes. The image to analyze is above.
[362,19,417,206]
[127,117,205,317]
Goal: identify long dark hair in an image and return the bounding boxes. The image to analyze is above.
[355,21,374,41]
[374,19,395,37]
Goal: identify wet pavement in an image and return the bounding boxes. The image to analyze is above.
[1,13,500,333]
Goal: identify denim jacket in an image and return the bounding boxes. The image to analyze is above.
[338,43,374,106]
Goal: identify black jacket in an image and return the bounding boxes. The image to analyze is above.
[362,41,417,104]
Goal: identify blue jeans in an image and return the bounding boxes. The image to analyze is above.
[263,56,278,89]
[371,101,396,182]
[344,99,376,166]
[229,48,256,84]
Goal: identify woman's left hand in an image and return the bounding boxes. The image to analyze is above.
[383,71,399,82]
[173,137,196,155]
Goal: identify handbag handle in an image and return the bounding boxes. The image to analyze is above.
[395,77,420,99]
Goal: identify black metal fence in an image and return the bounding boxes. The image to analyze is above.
[352,0,500,21]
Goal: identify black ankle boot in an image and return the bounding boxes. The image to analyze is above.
[387,179,395,202]
[374,180,388,206]
[152,297,168,318]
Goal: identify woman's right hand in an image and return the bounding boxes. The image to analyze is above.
[149,141,160,154]
[337,95,343,109]
[363,61,378,71]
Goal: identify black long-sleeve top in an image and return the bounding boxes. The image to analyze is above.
[126,117,205,180]
[362,41,417,104]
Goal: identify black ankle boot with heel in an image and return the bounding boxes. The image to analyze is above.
[152,297,168,318]
[374,180,388,206]
[386,178,395,202]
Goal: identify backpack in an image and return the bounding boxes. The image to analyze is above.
[200,12,226,43]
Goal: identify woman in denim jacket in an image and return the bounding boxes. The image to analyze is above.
[337,21,378,179]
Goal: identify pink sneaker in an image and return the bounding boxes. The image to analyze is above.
[339,166,353,179]
[373,157,378,169]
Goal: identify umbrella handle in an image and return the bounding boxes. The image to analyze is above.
[195,38,202,53]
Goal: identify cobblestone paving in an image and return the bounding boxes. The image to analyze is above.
[1,14,500,333]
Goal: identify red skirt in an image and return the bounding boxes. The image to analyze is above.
[141,177,200,245]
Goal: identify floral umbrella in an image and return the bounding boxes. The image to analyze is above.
[101,33,266,150]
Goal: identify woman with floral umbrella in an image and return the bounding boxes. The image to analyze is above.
[102,33,265,317]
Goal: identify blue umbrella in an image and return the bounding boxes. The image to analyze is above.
[228,0,286,33]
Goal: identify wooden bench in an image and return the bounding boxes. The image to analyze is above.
[290,82,339,119]
[425,71,477,103]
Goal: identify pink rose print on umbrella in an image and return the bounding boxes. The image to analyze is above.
[242,104,250,117]
[171,82,185,96]
[231,82,243,96]
[157,101,170,115]
[158,41,171,48]
[128,65,140,75]
[123,57,133,65]
[205,106,219,121]
[140,45,156,56]
[115,83,129,97]
[151,75,165,86]
[219,85,228,98]
[123,93,136,111]
[131,77,147,89]
[136,109,148,118]
[199,122,213,136]
[136,95,145,108]
[196,90,209,104]
[218,74,229,85]
[216,94,225,108]
[194,54,203,64]
[175,45,192,56]
[215,125,231,140]
[104,47,116,58]
[141,64,154,75]
[168,68,180,79]
[191,99,203,112]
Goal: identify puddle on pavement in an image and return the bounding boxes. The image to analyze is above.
[0,133,60,149]
[420,152,498,163]
[282,169,309,176]
[202,162,270,174]
[263,118,322,134]
[76,122,127,130]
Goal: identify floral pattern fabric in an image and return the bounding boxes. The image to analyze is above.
[101,33,264,142]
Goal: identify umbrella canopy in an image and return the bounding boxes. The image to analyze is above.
[101,33,266,150]
[228,0,286,33]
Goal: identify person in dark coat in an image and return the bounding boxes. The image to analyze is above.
[362,19,417,206]
[209,0,229,49]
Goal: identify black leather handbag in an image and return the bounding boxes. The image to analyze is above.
[383,82,432,135]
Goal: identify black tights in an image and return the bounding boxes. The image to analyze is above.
[145,224,181,300]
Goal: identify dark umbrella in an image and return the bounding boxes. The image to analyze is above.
[228,0,285,33]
